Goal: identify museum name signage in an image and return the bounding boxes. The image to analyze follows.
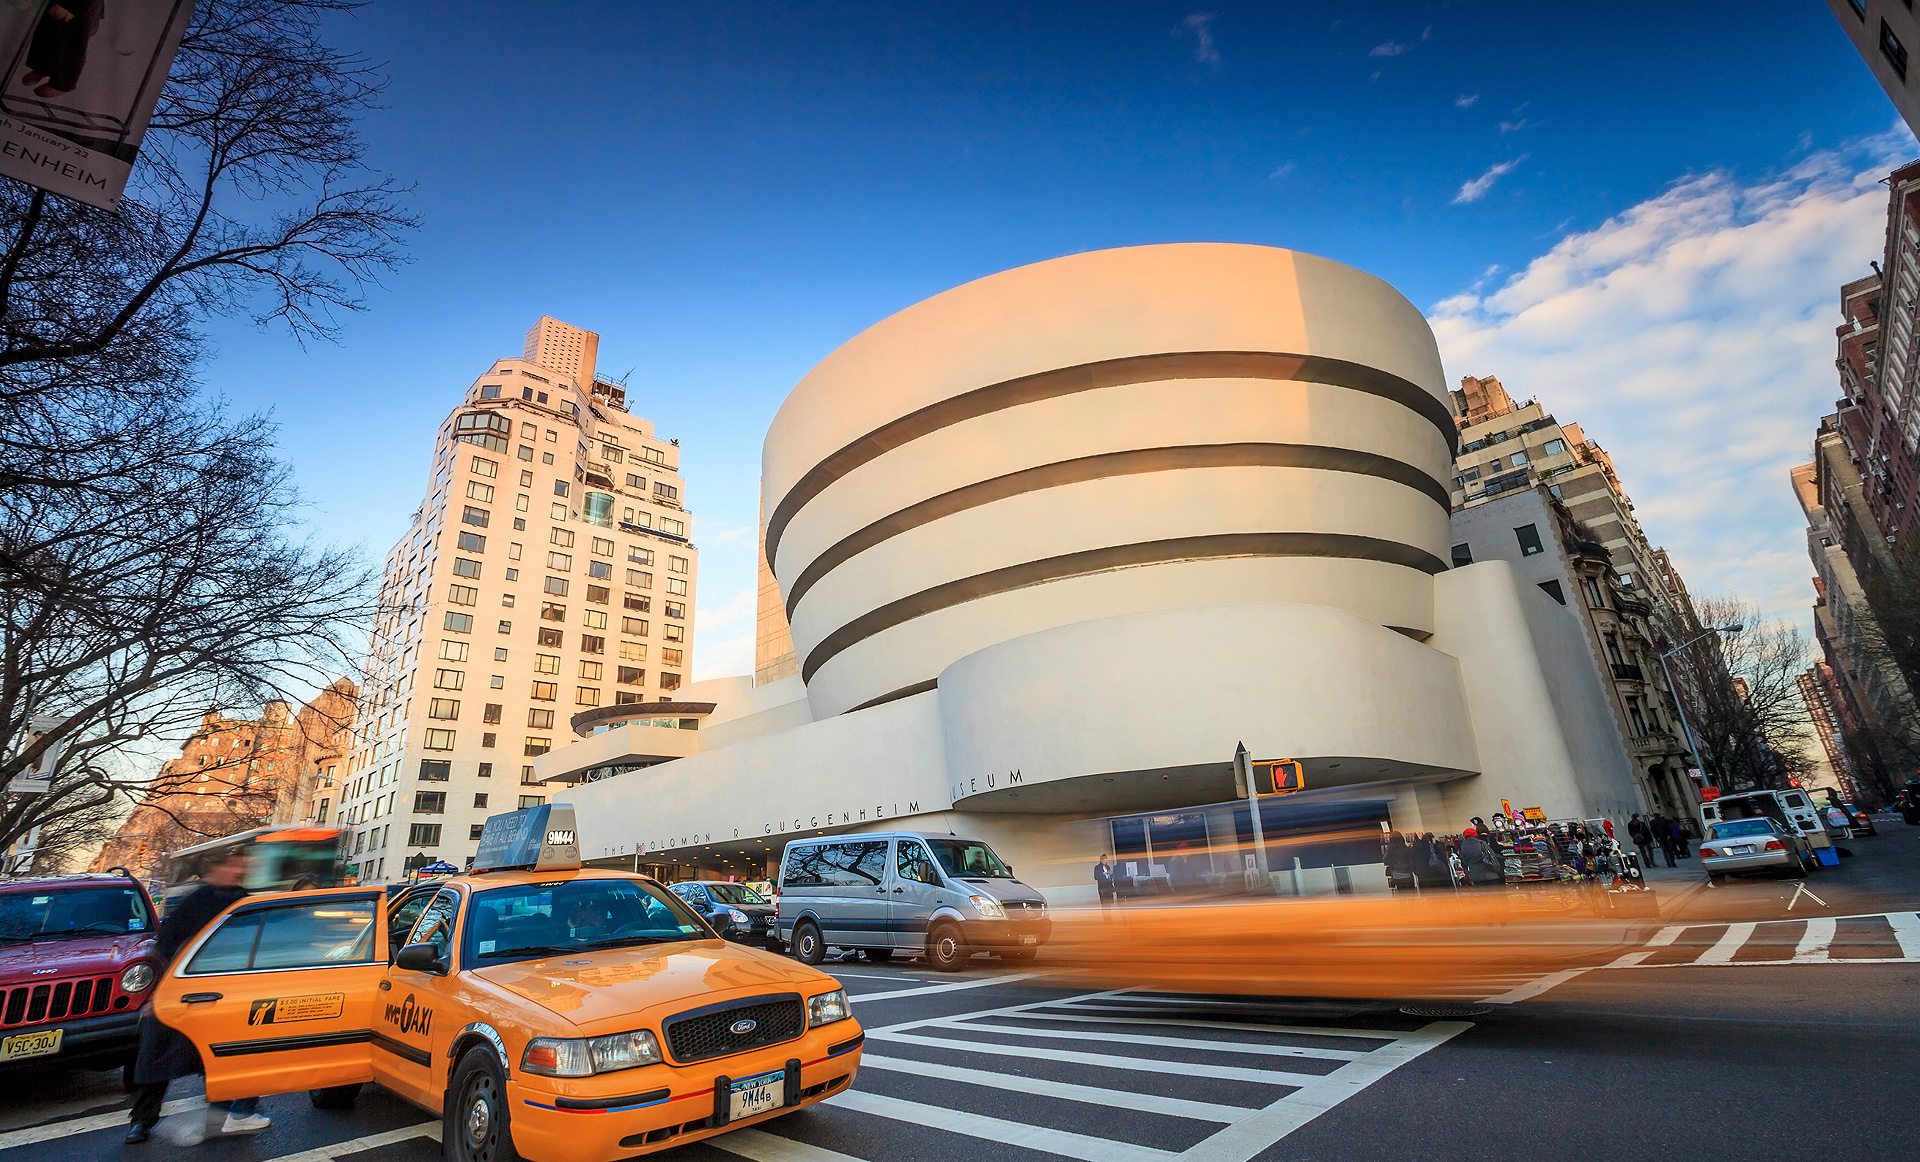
[636,799,924,854]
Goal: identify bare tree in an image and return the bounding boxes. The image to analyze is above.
[0,396,371,856]
[1664,597,1816,792]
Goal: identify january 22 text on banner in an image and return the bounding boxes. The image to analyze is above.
[0,0,196,211]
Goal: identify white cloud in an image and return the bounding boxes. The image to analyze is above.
[1429,128,1916,630]
[1499,118,1529,135]
[1455,93,1480,108]
[1370,40,1408,57]
[1266,160,1296,182]
[1453,155,1526,203]
[1180,13,1221,69]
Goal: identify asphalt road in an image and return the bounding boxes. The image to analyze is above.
[4,820,1915,1162]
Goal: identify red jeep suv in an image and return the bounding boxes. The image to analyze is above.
[0,870,160,1075]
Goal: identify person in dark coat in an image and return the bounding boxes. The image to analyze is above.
[1410,832,1443,889]
[1673,817,1695,859]
[1093,855,1116,913]
[1627,814,1655,868]
[1651,815,1678,868]
[20,0,104,97]
[127,847,267,1143]
[1384,831,1415,890]
[1460,827,1501,886]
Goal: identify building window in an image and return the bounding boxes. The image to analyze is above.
[537,626,564,647]
[629,546,654,565]
[554,479,570,498]
[424,728,455,750]
[627,569,652,589]
[531,681,557,701]
[469,824,485,840]
[626,473,644,489]
[548,552,572,571]
[414,791,446,814]
[494,647,509,661]
[1584,577,1605,608]
[1886,20,1910,79]
[518,445,534,461]
[1537,579,1566,605]
[443,612,473,633]
[582,609,608,629]
[478,762,493,778]
[620,641,646,661]
[1850,0,1867,17]
[544,576,569,597]
[663,623,684,642]
[576,686,600,705]
[660,672,682,691]
[434,668,464,690]
[408,823,442,847]
[618,666,645,685]
[541,602,566,622]
[524,737,551,757]
[581,634,605,654]
[1513,524,1544,556]
[528,708,555,729]
[616,691,642,705]
[440,639,469,661]
[471,455,498,478]
[418,759,450,781]
[1542,438,1566,456]
[474,793,489,808]
[1603,633,1625,666]
[587,584,610,604]
[624,594,648,612]
[668,555,690,574]
[518,795,545,809]
[428,698,460,720]
[452,558,482,579]
[498,620,513,634]
[481,732,496,748]
[666,577,688,596]
[664,601,685,619]
[483,703,503,723]
[448,584,478,606]
[500,593,515,607]
[591,537,614,556]
[661,648,683,666]
[580,660,603,679]
[454,411,510,452]
[521,765,539,785]
[534,653,560,674]
[457,531,486,553]
[467,480,495,503]
[462,505,490,528]
[551,528,576,548]
[587,560,612,580]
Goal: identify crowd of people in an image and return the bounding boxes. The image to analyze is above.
[1625,812,1695,868]
[1382,815,1649,891]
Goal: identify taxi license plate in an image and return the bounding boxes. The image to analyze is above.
[728,1069,783,1121]
[0,1028,63,1062]
[1019,935,1038,945]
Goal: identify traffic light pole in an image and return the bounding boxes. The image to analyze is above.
[1234,742,1271,893]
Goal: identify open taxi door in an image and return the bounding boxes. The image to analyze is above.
[148,887,387,1102]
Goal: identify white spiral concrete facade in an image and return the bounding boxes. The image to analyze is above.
[763,244,1458,718]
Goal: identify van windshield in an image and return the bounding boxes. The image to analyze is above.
[926,839,1012,879]
[1709,819,1775,839]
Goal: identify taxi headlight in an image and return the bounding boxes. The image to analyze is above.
[521,1030,662,1077]
[119,963,154,993]
[807,989,850,1028]
[967,894,1005,920]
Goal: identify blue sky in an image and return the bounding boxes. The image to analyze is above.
[195,1,1907,676]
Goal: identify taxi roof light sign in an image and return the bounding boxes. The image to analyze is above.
[471,803,581,873]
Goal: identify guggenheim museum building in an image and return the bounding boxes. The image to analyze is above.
[540,243,1643,903]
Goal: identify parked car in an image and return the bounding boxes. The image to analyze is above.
[774,832,1051,971]
[668,880,777,945]
[1841,802,1878,837]
[1698,818,1812,882]
[1702,789,1830,854]
[0,869,161,1077]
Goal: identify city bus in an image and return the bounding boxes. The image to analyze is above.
[159,825,349,913]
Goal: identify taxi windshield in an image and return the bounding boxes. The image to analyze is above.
[463,878,711,965]
[0,885,150,943]
[703,883,766,905]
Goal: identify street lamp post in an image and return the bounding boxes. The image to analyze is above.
[1658,624,1742,794]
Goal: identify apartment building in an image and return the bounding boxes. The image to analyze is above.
[332,318,698,881]
[1825,1,1920,140]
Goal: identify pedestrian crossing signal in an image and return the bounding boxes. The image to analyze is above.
[1251,759,1304,796]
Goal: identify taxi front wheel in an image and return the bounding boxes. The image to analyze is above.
[447,1049,525,1162]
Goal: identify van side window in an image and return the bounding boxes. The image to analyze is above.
[782,841,889,887]
[897,840,935,883]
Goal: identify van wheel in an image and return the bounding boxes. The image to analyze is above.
[861,948,893,962]
[793,921,825,965]
[927,923,968,972]
[308,1083,362,1109]
[447,1049,523,1162]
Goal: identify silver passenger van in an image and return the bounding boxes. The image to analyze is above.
[774,831,1052,971]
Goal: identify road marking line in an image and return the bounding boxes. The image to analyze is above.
[991,1010,1407,1041]
[1888,912,1920,959]
[827,1088,1174,1162]
[847,971,1047,1002]
[1695,923,1757,965]
[1792,918,1836,962]
[858,1052,1257,1124]
[1171,1021,1472,1162]
[949,1019,1368,1060]
[704,1127,870,1162]
[258,1122,440,1162]
[863,986,1133,1035]
[1603,957,1919,967]
[1644,924,1686,946]
[871,1029,1322,1086]
[1483,969,1590,1004]
[0,1097,206,1148]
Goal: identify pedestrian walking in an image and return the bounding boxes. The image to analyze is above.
[1094,854,1116,913]
[1652,815,1678,868]
[1384,831,1415,890]
[1410,832,1445,889]
[1460,826,1501,886]
[127,848,270,1144]
[1627,813,1655,868]
[1674,817,1695,859]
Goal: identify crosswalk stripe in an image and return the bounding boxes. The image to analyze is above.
[0,1098,205,1149]
[846,971,1047,1002]
[872,1029,1322,1086]
[1696,923,1757,965]
[858,1052,1258,1124]
[1888,912,1920,959]
[1000,1009,1407,1041]
[827,1087,1176,1162]
[1169,1021,1472,1162]
[1483,968,1589,1003]
[1792,918,1836,962]
[258,1122,439,1162]
[711,1127,869,1162]
[952,1018,1369,1061]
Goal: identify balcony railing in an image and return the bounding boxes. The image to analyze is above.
[1628,731,1680,753]
[1611,662,1644,681]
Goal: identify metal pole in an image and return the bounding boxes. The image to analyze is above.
[1235,742,1271,893]
[1659,627,1732,792]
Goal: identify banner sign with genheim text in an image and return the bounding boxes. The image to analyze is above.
[0,0,196,211]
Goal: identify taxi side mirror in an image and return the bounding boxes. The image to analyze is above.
[395,942,444,973]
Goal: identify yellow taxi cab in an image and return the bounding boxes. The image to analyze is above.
[148,806,863,1162]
